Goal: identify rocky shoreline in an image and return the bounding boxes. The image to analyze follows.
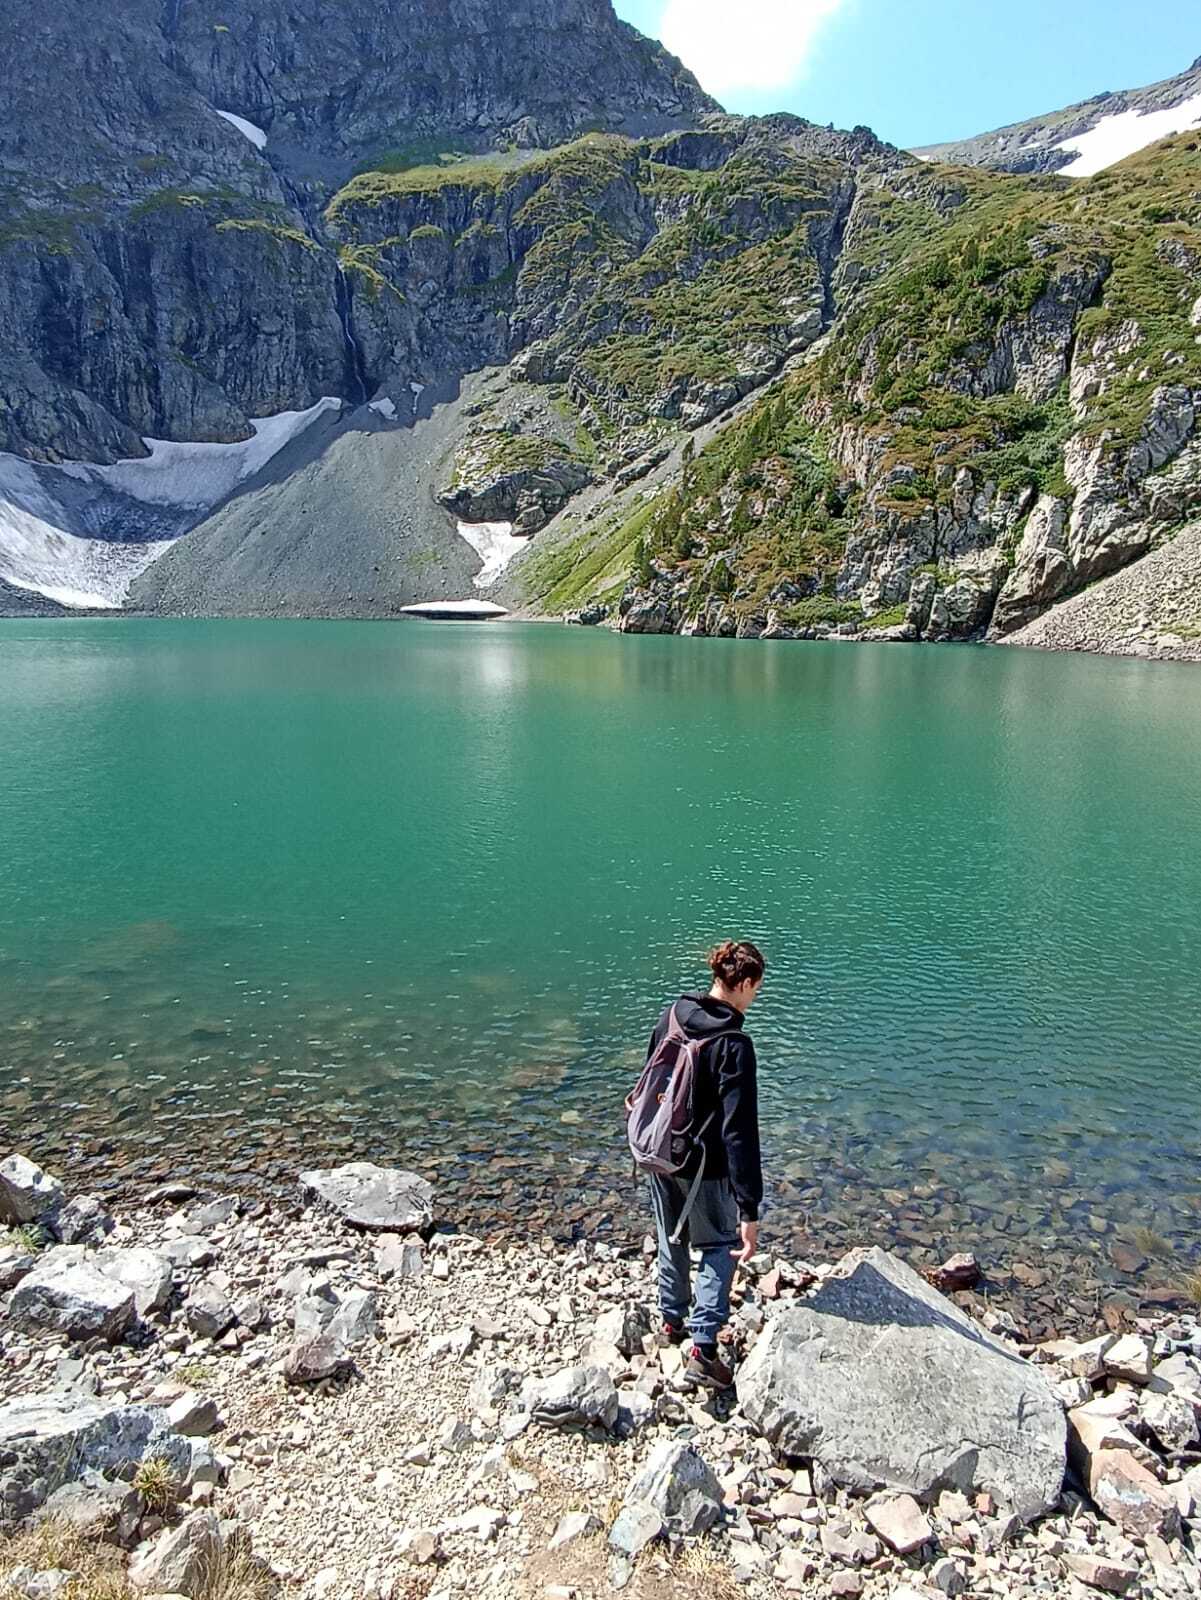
[3,1153,1201,1600]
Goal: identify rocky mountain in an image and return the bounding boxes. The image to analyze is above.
[915,56,1201,176]
[1,11,1199,658]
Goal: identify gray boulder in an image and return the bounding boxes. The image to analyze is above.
[737,1247,1065,1521]
[622,1439,722,1537]
[185,1281,236,1340]
[0,1155,63,1226]
[0,1392,195,1500]
[8,1258,135,1341]
[524,1365,620,1431]
[299,1163,434,1233]
[37,1469,143,1546]
[51,1194,115,1246]
[94,1246,174,1317]
[128,1509,225,1594]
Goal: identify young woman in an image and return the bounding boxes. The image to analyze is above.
[644,939,765,1391]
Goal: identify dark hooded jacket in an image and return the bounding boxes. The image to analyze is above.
[646,993,763,1223]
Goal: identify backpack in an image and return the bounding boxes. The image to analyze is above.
[624,1001,736,1244]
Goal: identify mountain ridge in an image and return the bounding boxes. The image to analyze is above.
[1,10,1199,658]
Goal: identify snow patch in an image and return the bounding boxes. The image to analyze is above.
[1054,92,1201,177]
[410,382,426,398]
[456,519,528,588]
[400,599,509,618]
[0,399,342,608]
[214,109,268,150]
[0,456,173,608]
[369,397,398,420]
[57,399,341,509]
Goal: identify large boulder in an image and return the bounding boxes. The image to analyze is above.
[298,1163,434,1233]
[0,1155,63,1226]
[94,1246,174,1317]
[8,1257,135,1340]
[0,1392,196,1510]
[738,1247,1065,1521]
[128,1510,225,1594]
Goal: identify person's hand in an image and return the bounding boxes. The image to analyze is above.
[731,1220,759,1266]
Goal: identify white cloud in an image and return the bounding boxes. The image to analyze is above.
[659,0,847,98]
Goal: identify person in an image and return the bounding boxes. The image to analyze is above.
[644,939,765,1391]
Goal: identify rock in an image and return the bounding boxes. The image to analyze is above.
[549,1511,600,1549]
[524,1365,619,1431]
[402,1531,440,1566]
[36,1469,142,1546]
[299,1163,434,1233]
[1062,1552,1138,1594]
[593,1305,651,1359]
[1150,1352,1201,1403]
[180,1198,239,1233]
[820,1524,878,1565]
[185,1282,235,1341]
[621,1439,722,1537]
[737,1246,1065,1520]
[94,1247,174,1317]
[865,1493,933,1554]
[1103,1334,1154,1385]
[1068,1401,1159,1483]
[0,1245,34,1290]
[775,1551,817,1591]
[607,1501,663,1557]
[51,1194,115,1246]
[929,1557,967,1595]
[0,1392,194,1498]
[128,1510,225,1594]
[1090,1451,1181,1541]
[283,1334,352,1385]
[926,1253,981,1293]
[329,1289,379,1348]
[5,1569,77,1600]
[375,1235,424,1279]
[0,1155,63,1225]
[164,1393,220,1438]
[160,1239,214,1271]
[9,1257,135,1340]
[829,1574,863,1598]
[469,1367,518,1411]
[292,1289,338,1340]
[1044,1335,1115,1381]
[1140,1390,1199,1453]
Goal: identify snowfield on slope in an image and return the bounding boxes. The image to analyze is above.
[214,109,269,150]
[0,401,341,607]
[1055,90,1201,176]
[456,519,528,588]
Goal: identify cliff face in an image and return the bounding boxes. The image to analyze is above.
[0,0,715,463]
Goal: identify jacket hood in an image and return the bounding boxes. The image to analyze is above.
[675,992,746,1038]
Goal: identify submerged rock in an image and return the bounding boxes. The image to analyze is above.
[737,1246,1066,1520]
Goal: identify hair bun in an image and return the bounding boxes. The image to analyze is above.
[707,939,766,988]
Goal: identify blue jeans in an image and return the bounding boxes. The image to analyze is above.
[649,1174,739,1345]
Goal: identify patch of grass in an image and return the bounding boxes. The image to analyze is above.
[8,1222,46,1253]
[1130,1224,1175,1260]
[214,219,317,252]
[520,499,658,613]
[864,603,910,629]
[174,1362,213,1388]
[673,1540,744,1600]
[0,1518,131,1600]
[132,1457,180,1515]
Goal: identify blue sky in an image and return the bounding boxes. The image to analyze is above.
[613,0,1201,148]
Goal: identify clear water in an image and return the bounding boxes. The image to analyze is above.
[2,620,1199,1319]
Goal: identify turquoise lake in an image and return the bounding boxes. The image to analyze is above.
[2,620,1199,1327]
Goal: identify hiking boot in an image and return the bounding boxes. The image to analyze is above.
[657,1319,686,1347]
[683,1345,735,1391]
